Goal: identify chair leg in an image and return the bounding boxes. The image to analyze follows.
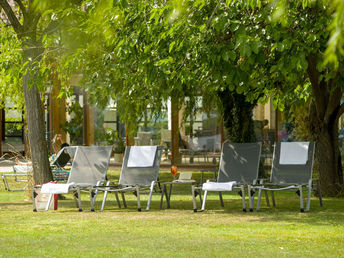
[271,191,276,207]
[248,185,253,212]
[256,188,263,211]
[121,192,127,208]
[32,189,37,212]
[201,190,208,211]
[306,181,312,212]
[2,175,9,191]
[317,180,323,207]
[219,192,224,207]
[165,184,170,208]
[198,188,202,204]
[264,190,270,207]
[191,185,197,212]
[114,192,121,208]
[45,194,54,211]
[160,185,165,209]
[146,181,156,211]
[77,187,82,212]
[168,184,173,204]
[299,185,304,212]
[136,185,141,212]
[73,191,79,208]
[241,185,246,212]
[89,188,95,212]
[100,181,110,211]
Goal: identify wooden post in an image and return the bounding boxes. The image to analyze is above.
[83,91,95,146]
[171,96,181,165]
[275,109,278,141]
[50,80,67,148]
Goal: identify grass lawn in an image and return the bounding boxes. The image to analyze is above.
[0,169,343,257]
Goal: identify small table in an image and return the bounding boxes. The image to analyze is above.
[160,180,200,209]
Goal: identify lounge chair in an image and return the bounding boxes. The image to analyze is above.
[192,142,262,212]
[254,142,322,212]
[96,145,163,212]
[2,162,31,191]
[2,147,77,191]
[32,146,113,212]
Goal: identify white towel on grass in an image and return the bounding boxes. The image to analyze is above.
[127,146,157,167]
[202,181,237,191]
[41,183,75,194]
[280,142,309,165]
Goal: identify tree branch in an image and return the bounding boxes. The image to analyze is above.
[0,0,23,36]
[324,75,342,124]
[14,0,26,18]
[206,2,219,30]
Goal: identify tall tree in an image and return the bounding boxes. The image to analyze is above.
[0,0,52,184]
[52,0,344,195]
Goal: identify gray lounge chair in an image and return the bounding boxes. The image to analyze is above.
[254,142,322,212]
[2,146,77,191]
[192,142,261,212]
[32,146,113,212]
[2,165,30,191]
[96,145,163,212]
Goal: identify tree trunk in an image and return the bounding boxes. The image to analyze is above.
[306,55,343,196]
[218,89,256,143]
[312,120,342,196]
[23,48,52,185]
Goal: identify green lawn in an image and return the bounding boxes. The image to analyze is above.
[0,169,343,257]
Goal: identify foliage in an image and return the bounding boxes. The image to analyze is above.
[104,128,125,153]
[0,24,24,110]
[61,101,83,145]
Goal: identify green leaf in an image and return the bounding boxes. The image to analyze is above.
[169,41,176,53]
[222,51,229,62]
[251,41,261,54]
[228,51,236,61]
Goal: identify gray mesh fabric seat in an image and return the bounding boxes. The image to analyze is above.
[254,142,323,212]
[32,146,113,212]
[96,146,163,212]
[192,142,261,212]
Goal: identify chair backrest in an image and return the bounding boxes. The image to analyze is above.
[217,142,262,184]
[51,146,78,168]
[51,148,71,168]
[119,146,163,186]
[270,142,315,184]
[67,146,113,185]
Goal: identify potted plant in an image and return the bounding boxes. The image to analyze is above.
[105,128,125,163]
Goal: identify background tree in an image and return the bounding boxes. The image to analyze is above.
[0,0,84,184]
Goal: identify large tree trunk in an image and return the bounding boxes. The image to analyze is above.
[23,47,52,185]
[309,105,343,196]
[307,55,343,196]
[315,129,342,196]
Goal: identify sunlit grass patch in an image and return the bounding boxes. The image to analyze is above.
[0,169,343,257]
